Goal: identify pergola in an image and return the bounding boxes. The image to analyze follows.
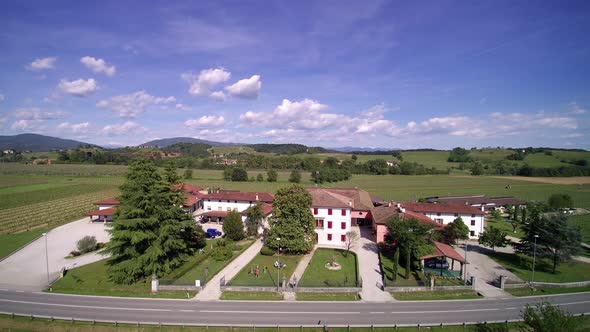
[85,207,115,223]
[421,241,466,278]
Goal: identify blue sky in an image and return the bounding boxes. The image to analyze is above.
[0,0,588,149]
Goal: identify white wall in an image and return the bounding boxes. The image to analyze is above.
[312,206,351,247]
[203,199,255,213]
[422,212,484,239]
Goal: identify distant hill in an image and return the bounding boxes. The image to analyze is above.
[332,146,401,153]
[139,137,240,148]
[0,133,101,152]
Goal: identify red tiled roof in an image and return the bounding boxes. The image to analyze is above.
[429,195,526,207]
[205,191,274,203]
[307,188,373,210]
[94,198,120,206]
[86,207,115,216]
[183,193,205,207]
[371,205,439,227]
[421,241,465,263]
[241,202,273,216]
[401,202,484,215]
[171,183,204,195]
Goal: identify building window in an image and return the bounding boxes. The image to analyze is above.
[341,222,346,230]
[341,209,346,216]
[454,213,458,217]
[233,208,238,212]
[218,200,221,202]
[470,231,475,237]
[234,200,237,203]
[207,199,211,202]
[218,207,222,211]
[471,220,476,226]
[436,212,441,216]
[328,209,333,215]
[328,221,333,229]
[315,219,324,228]
[435,218,443,224]
[227,207,231,211]
[341,234,346,242]
[471,214,476,218]
[313,208,318,215]
[327,234,332,241]
[207,206,211,211]
[227,200,230,203]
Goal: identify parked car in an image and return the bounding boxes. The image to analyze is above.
[206,228,222,239]
[425,259,449,270]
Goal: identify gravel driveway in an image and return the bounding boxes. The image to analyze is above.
[0,218,111,291]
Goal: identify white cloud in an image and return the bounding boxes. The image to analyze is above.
[58,78,98,97]
[14,108,69,120]
[225,75,261,99]
[0,94,4,102]
[0,117,7,127]
[198,129,226,136]
[102,121,147,136]
[185,115,225,129]
[570,102,587,115]
[57,122,91,135]
[11,119,41,131]
[209,91,226,101]
[182,68,231,100]
[27,57,56,71]
[80,56,116,76]
[562,133,584,138]
[97,90,176,118]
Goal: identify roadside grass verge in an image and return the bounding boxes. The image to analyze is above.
[391,290,482,301]
[296,292,360,301]
[220,291,283,301]
[505,286,590,297]
[228,252,302,287]
[298,248,359,287]
[488,251,590,283]
[0,228,47,259]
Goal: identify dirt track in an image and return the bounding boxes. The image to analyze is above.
[492,176,590,185]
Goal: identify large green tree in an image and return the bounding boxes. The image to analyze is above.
[223,211,245,241]
[514,214,581,273]
[478,226,509,252]
[266,169,278,182]
[288,169,301,183]
[385,217,434,279]
[245,201,264,236]
[441,216,470,244]
[105,159,203,284]
[266,185,315,254]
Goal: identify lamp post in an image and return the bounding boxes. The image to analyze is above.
[276,237,281,293]
[42,233,49,284]
[531,234,539,288]
[463,242,468,281]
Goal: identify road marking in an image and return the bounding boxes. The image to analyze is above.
[559,300,590,306]
[506,307,518,310]
[179,309,195,312]
[15,291,24,293]
[0,299,171,312]
[200,310,360,315]
[391,308,499,314]
[370,312,385,314]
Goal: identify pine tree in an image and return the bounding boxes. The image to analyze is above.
[105,159,203,284]
[266,185,315,254]
[385,217,434,279]
[223,211,245,241]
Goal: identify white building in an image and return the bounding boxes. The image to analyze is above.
[307,188,373,247]
[401,202,485,239]
[198,191,274,223]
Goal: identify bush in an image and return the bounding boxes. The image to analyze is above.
[212,246,233,261]
[223,211,245,241]
[76,236,97,253]
[69,250,81,257]
[95,242,106,250]
[231,244,244,251]
[260,246,275,256]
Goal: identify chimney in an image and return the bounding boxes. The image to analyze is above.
[481,205,485,212]
[401,207,406,213]
[396,203,401,209]
[387,202,392,207]
[348,200,352,206]
[255,193,259,201]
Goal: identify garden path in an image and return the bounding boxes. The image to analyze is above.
[289,246,316,286]
[353,226,394,302]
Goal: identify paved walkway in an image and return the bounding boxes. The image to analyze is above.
[353,227,394,302]
[0,218,111,291]
[194,239,263,301]
[289,246,316,286]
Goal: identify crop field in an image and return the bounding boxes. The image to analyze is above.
[0,163,129,176]
[401,151,456,170]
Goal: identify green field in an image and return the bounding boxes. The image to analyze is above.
[0,228,47,259]
[489,252,590,283]
[298,249,359,287]
[569,214,590,243]
[505,286,590,297]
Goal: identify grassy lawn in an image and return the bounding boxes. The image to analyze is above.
[380,251,425,287]
[488,251,590,283]
[296,292,360,301]
[298,248,359,287]
[391,290,482,301]
[220,291,283,301]
[505,286,590,297]
[50,259,195,298]
[485,217,525,238]
[0,228,47,259]
[229,252,302,286]
[569,214,590,243]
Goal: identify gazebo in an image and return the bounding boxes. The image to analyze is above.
[421,241,466,278]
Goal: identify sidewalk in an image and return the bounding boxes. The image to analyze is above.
[194,239,263,301]
[289,246,316,286]
[354,227,394,302]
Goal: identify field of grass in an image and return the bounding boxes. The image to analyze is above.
[229,252,302,286]
[485,217,525,238]
[50,259,195,298]
[569,214,590,243]
[391,289,482,301]
[470,148,514,163]
[0,163,130,176]
[488,252,590,283]
[505,286,590,296]
[296,292,359,301]
[220,291,284,301]
[523,153,566,167]
[298,249,359,287]
[401,151,456,170]
[0,228,47,259]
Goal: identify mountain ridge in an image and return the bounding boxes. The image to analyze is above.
[0,133,101,152]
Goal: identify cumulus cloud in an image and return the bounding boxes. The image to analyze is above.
[97,90,176,118]
[27,57,57,71]
[570,102,587,115]
[185,115,225,129]
[57,122,91,135]
[59,78,98,97]
[14,108,69,120]
[80,56,116,76]
[225,75,261,99]
[102,121,148,136]
[182,68,230,100]
[11,119,41,131]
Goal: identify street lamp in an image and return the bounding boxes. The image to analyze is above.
[42,233,49,285]
[463,242,469,281]
[276,237,281,293]
[531,234,539,288]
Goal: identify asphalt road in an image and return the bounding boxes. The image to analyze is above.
[1,290,589,326]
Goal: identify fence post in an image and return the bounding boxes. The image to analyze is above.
[151,274,159,294]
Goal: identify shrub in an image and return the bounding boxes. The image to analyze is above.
[223,211,245,241]
[260,246,275,256]
[212,246,233,261]
[76,236,97,253]
[231,244,244,251]
[69,250,81,257]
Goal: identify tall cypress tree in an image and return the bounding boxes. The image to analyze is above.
[105,159,203,284]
